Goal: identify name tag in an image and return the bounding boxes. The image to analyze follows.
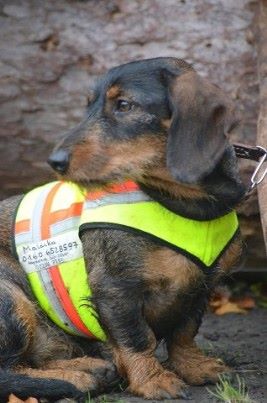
[17,231,83,273]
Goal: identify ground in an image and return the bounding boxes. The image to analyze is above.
[82,308,267,403]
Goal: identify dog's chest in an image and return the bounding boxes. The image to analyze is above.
[142,247,205,331]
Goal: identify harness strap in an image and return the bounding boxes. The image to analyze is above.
[233,143,267,161]
[233,143,267,195]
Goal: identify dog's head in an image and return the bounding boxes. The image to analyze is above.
[48,57,245,202]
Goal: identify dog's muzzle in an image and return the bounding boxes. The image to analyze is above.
[48,149,70,174]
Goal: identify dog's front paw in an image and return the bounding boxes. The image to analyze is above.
[170,354,230,385]
[129,370,189,400]
[186,357,229,385]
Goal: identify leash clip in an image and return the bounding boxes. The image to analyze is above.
[249,146,267,191]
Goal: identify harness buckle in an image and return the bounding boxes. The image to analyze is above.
[249,146,267,191]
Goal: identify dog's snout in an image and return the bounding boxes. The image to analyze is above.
[48,149,70,174]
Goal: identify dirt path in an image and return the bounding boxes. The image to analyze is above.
[91,308,267,403]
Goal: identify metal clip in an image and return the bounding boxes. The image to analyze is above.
[250,146,267,190]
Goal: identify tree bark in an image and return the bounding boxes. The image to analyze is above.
[0,0,265,266]
[257,0,267,253]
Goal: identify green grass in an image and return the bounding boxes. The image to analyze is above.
[207,374,254,403]
[86,394,125,403]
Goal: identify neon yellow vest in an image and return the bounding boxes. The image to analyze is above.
[14,181,239,339]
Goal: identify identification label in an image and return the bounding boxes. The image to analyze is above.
[17,231,83,273]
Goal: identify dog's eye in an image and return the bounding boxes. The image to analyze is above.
[115,99,132,113]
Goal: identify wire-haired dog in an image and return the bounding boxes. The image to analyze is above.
[0,57,246,401]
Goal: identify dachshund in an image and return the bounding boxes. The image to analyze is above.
[0,57,246,401]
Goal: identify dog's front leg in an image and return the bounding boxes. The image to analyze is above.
[82,230,187,400]
[166,318,229,385]
[93,283,187,399]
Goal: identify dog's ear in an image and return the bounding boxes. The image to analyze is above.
[164,69,236,184]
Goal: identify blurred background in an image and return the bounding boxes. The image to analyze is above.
[0,0,266,271]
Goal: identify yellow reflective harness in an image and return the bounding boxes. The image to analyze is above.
[13,180,239,339]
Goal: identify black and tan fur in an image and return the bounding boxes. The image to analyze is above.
[0,58,246,401]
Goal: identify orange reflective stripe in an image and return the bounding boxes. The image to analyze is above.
[41,182,95,338]
[49,202,83,224]
[109,180,139,193]
[15,219,30,234]
[85,189,107,201]
[48,266,94,337]
[41,182,63,240]
[85,180,139,201]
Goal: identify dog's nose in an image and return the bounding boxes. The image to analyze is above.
[47,149,70,174]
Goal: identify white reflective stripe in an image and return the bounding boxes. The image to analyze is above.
[15,232,33,247]
[50,217,81,237]
[84,191,151,210]
[39,269,83,336]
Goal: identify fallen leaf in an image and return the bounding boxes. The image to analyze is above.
[214,301,247,315]
[8,395,38,403]
[209,286,256,315]
[210,295,229,308]
[231,296,256,309]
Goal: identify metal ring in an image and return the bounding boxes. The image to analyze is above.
[250,146,267,187]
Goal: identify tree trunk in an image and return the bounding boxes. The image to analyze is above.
[257,0,267,253]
